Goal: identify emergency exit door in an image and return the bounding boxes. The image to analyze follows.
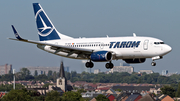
[143,40,149,50]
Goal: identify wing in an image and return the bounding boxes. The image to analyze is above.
[9,25,93,58]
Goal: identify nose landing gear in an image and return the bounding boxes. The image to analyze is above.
[151,61,156,66]
[151,56,162,66]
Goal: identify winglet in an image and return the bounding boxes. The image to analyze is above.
[11,25,24,40]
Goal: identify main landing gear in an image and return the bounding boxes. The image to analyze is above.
[85,60,114,69]
[85,60,94,68]
[105,61,114,69]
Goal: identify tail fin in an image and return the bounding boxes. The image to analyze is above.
[33,3,73,41]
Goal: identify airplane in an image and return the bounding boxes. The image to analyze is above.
[9,3,172,69]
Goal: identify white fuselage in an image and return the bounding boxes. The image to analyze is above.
[37,36,172,61]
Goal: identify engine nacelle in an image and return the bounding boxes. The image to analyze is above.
[91,51,112,62]
[124,58,146,63]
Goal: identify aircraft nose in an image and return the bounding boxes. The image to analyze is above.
[164,45,172,53]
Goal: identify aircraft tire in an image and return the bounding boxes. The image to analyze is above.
[89,62,94,68]
[85,62,94,68]
[109,63,114,69]
[151,62,156,66]
[106,63,114,69]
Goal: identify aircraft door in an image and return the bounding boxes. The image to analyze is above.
[143,40,149,50]
[100,42,104,49]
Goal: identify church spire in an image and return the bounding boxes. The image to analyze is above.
[59,61,65,78]
[57,61,67,92]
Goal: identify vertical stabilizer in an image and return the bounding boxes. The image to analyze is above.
[33,3,73,41]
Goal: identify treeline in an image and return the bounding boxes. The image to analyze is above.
[0,84,24,92]
[0,88,92,101]
[65,71,177,84]
[0,68,178,84]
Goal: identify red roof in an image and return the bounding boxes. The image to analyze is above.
[106,94,115,101]
[0,92,6,98]
[88,83,97,88]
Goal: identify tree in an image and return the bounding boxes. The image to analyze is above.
[176,83,180,97]
[45,91,61,101]
[34,70,38,76]
[20,68,31,76]
[31,95,45,101]
[8,69,12,74]
[1,88,43,101]
[77,88,86,94]
[1,74,13,81]
[95,94,109,101]
[47,70,53,77]
[0,84,24,92]
[35,74,48,82]
[53,71,57,82]
[2,89,31,101]
[16,68,34,80]
[62,91,83,101]
[65,72,70,80]
[161,85,175,98]
[115,88,122,92]
[43,83,53,88]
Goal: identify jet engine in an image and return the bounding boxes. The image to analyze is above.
[124,58,146,63]
[90,51,112,62]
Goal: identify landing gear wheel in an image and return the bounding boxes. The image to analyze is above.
[85,62,94,68]
[151,62,156,66]
[89,62,94,68]
[105,63,114,69]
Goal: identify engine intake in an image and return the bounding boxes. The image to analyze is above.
[124,58,146,63]
[91,51,112,62]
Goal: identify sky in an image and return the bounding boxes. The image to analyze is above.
[0,1,179,73]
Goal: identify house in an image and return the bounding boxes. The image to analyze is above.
[157,94,174,101]
[114,92,131,101]
[90,98,96,101]
[138,94,155,101]
[49,86,64,95]
[26,61,72,95]
[82,91,94,98]
[106,93,116,101]
[149,88,161,95]
[95,87,110,93]
[26,87,47,95]
[84,83,97,91]
[106,88,116,94]
[0,92,7,98]
[112,85,152,93]
[125,93,142,101]
[41,81,49,85]
[90,94,104,101]
[90,93,117,101]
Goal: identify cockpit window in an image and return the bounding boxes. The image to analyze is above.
[154,42,164,45]
[160,42,164,44]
